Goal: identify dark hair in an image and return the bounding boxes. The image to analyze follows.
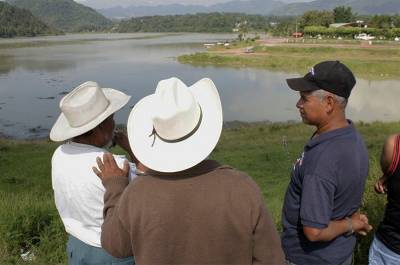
[74,116,112,138]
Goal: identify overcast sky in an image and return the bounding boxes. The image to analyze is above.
[76,0,315,9]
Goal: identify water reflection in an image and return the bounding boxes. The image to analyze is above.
[348,79,400,122]
[0,33,400,139]
[0,54,16,75]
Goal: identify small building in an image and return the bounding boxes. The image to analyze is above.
[292,32,304,38]
[244,46,254,53]
[329,22,368,28]
[330,23,353,28]
[203,43,216,48]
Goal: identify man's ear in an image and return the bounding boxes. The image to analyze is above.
[325,95,335,114]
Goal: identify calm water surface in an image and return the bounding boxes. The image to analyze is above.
[0,33,399,138]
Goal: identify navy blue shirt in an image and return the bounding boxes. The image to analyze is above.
[281,121,369,265]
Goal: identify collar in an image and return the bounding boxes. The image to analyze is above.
[68,141,101,150]
[144,159,222,180]
[305,120,354,151]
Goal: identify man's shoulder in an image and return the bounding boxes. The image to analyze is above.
[53,142,104,154]
[52,143,122,166]
[215,165,253,181]
[213,166,263,195]
[127,166,259,192]
[317,128,366,155]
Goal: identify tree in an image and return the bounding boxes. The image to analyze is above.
[238,20,249,40]
[369,15,393,29]
[300,10,334,28]
[393,15,400,28]
[333,6,354,23]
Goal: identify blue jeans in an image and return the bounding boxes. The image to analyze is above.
[67,235,135,265]
[369,236,400,265]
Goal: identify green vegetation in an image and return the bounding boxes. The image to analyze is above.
[334,6,355,23]
[369,14,400,29]
[301,10,335,28]
[1,2,399,37]
[0,121,399,264]
[0,2,61,38]
[300,7,355,28]
[266,7,400,39]
[178,44,400,80]
[304,26,400,39]
[0,140,65,265]
[115,12,272,33]
[111,10,398,38]
[272,0,400,16]
[6,0,112,33]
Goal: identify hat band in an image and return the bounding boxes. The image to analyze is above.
[149,106,203,147]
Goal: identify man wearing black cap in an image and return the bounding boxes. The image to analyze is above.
[281,61,372,265]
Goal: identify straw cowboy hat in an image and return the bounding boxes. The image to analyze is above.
[50,81,130,142]
[127,77,223,173]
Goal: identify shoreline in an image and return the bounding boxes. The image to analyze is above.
[178,38,400,80]
[0,120,285,141]
[2,119,399,141]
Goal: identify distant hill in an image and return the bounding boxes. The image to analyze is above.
[271,0,400,16]
[98,0,400,18]
[98,0,284,18]
[116,12,270,33]
[0,1,61,37]
[211,0,283,14]
[99,4,207,19]
[6,0,112,32]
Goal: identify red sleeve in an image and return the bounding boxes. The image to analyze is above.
[388,135,400,176]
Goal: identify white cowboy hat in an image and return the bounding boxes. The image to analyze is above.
[50,81,130,142]
[127,77,223,172]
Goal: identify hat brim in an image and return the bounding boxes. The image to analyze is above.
[127,78,223,173]
[50,88,130,142]
[286,77,321,92]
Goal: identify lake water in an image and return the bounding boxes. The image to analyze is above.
[0,33,399,139]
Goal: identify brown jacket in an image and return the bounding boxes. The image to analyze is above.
[101,160,285,265]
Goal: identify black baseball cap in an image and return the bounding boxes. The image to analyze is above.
[286,61,356,99]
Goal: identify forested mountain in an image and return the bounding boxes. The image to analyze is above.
[271,0,400,16]
[98,0,284,18]
[115,13,271,33]
[0,1,61,37]
[98,0,400,18]
[6,0,112,32]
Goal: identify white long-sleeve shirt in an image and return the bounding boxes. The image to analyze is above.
[51,141,136,247]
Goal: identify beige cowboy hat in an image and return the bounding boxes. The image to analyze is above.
[50,81,130,142]
[127,77,223,172]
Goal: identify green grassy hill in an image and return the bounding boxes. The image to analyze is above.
[0,2,61,38]
[6,0,112,32]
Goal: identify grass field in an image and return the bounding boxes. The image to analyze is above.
[178,40,400,80]
[0,121,398,264]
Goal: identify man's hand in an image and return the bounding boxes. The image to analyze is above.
[303,211,373,242]
[374,175,388,194]
[351,212,372,236]
[93,153,129,181]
